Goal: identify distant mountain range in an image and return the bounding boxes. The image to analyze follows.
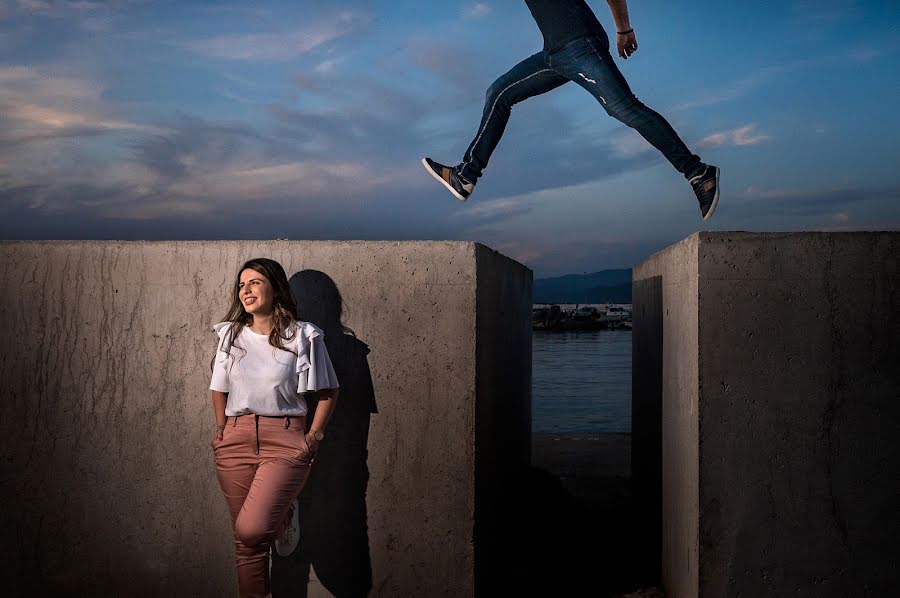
[534,268,632,303]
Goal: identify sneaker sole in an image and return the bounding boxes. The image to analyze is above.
[702,166,720,222]
[421,157,468,202]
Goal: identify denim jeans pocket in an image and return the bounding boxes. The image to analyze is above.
[553,34,608,63]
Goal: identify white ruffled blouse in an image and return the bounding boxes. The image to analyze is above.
[209,320,339,417]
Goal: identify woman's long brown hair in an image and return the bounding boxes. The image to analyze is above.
[214,258,299,365]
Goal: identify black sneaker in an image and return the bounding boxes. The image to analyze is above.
[690,165,720,221]
[422,157,474,201]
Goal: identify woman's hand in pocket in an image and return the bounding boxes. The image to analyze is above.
[210,425,225,448]
[304,432,320,457]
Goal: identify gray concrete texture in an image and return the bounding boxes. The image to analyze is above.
[633,232,900,598]
[0,241,532,598]
[632,234,700,598]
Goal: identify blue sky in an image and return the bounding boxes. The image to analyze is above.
[1,0,898,277]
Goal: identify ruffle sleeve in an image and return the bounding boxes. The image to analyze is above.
[296,322,339,392]
[212,321,231,340]
[209,321,233,392]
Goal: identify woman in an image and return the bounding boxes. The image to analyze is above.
[209,257,339,598]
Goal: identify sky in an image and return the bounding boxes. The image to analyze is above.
[0,0,898,277]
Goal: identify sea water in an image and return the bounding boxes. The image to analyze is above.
[532,330,631,434]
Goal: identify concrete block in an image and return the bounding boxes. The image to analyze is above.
[0,241,531,598]
[633,232,900,598]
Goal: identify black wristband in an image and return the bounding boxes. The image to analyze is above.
[617,28,634,35]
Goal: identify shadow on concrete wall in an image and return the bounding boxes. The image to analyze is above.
[631,275,662,580]
[272,270,377,598]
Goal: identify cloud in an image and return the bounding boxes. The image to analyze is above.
[0,66,169,149]
[187,11,369,61]
[406,39,483,92]
[729,125,770,146]
[0,66,382,217]
[675,42,887,114]
[789,0,859,26]
[314,58,340,74]
[127,114,397,202]
[269,72,448,155]
[674,59,811,111]
[751,185,856,201]
[489,239,546,265]
[728,183,900,221]
[607,129,652,158]
[0,65,95,97]
[696,124,769,150]
[479,235,672,277]
[0,92,411,222]
[127,120,262,180]
[6,103,161,133]
[166,160,382,203]
[0,0,119,32]
[455,168,645,233]
[456,197,535,226]
[464,3,491,18]
[1,0,103,18]
[221,90,257,105]
[843,46,883,64]
[0,55,454,223]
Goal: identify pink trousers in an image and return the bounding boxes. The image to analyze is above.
[212,413,313,598]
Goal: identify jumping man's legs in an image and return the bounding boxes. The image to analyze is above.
[459,51,568,184]
[423,35,720,219]
[422,51,567,201]
[551,34,703,178]
[549,34,720,219]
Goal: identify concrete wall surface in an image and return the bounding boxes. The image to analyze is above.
[0,241,532,598]
[633,235,699,597]
[633,231,900,598]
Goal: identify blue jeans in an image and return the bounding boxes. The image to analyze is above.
[459,34,703,183]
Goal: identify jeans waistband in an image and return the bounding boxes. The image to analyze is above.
[546,33,607,58]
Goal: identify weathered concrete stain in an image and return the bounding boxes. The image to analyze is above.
[633,231,900,598]
[0,240,532,598]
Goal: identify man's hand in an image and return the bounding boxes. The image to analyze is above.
[617,30,638,59]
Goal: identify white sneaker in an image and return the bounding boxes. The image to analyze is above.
[274,498,300,557]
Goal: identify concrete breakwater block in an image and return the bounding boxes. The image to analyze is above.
[632,232,899,598]
[0,241,531,597]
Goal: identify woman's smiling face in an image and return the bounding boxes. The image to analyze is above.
[239,268,274,316]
